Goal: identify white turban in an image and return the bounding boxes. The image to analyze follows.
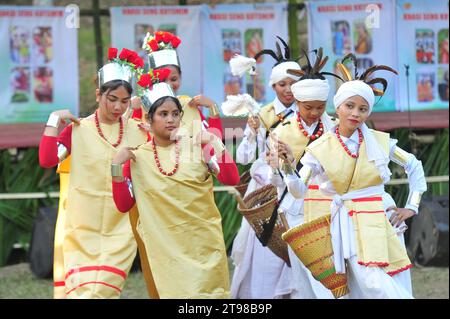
[333,80,391,183]
[291,78,330,102]
[333,80,375,114]
[269,61,301,86]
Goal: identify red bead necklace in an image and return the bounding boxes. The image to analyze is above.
[151,138,180,176]
[94,110,123,148]
[335,126,363,158]
[296,113,324,141]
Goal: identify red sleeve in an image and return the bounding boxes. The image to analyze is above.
[112,160,136,213]
[39,125,72,168]
[132,108,143,120]
[216,150,240,186]
[197,109,223,140]
[207,117,223,140]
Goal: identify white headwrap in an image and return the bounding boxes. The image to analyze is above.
[269,61,301,86]
[291,78,330,102]
[291,78,335,132]
[333,80,391,183]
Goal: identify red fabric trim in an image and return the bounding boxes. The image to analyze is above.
[351,197,383,202]
[54,281,65,287]
[387,264,413,276]
[358,261,389,267]
[308,185,319,190]
[66,281,122,295]
[65,265,127,281]
[348,210,385,217]
[304,198,333,202]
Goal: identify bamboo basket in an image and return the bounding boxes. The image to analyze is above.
[234,170,252,197]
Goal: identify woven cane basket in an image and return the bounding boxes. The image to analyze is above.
[237,184,290,266]
[281,214,349,298]
[234,170,252,197]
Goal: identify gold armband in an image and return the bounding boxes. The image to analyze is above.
[299,166,313,185]
[393,146,410,166]
[209,104,220,118]
[111,163,123,178]
[406,191,422,209]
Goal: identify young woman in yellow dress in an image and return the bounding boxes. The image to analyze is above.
[271,55,427,298]
[39,48,147,298]
[111,72,239,298]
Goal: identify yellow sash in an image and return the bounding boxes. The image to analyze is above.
[307,130,412,274]
[130,141,230,299]
[63,118,146,298]
[273,119,333,222]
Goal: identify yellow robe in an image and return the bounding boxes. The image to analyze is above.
[307,130,412,275]
[62,118,147,298]
[130,141,230,299]
[272,118,333,222]
[53,157,70,299]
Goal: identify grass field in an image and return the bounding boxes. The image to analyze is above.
[0,262,448,299]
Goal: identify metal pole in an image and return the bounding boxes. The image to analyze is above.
[92,0,103,70]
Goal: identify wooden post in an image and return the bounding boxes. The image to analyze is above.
[92,0,103,70]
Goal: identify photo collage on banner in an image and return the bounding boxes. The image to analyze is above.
[0,6,78,123]
[110,6,202,99]
[308,0,398,113]
[396,0,448,111]
[202,3,288,109]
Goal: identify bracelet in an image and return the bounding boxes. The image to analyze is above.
[46,113,60,128]
[209,104,220,117]
[111,163,123,177]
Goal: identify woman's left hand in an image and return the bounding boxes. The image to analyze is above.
[195,130,217,145]
[188,95,215,108]
[388,207,415,227]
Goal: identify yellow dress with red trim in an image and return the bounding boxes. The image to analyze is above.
[63,118,147,298]
[53,156,70,299]
[272,117,334,222]
[129,141,230,299]
[306,130,412,275]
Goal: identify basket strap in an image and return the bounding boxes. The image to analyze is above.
[258,121,321,246]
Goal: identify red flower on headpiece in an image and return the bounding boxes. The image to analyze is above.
[108,47,118,60]
[148,39,159,51]
[162,32,173,44]
[154,31,164,43]
[137,73,152,89]
[119,48,133,61]
[171,36,181,48]
[154,68,171,82]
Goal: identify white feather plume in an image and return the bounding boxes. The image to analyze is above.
[221,94,261,116]
[229,54,257,77]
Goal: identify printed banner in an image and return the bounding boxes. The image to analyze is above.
[110,6,203,99]
[0,6,79,124]
[396,0,448,111]
[307,0,398,112]
[201,3,288,108]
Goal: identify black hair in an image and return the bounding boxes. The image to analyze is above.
[99,79,133,96]
[148,96,183,121]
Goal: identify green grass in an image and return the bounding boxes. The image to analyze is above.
[0,262,448,299]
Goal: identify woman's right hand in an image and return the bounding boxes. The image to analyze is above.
[247,115,260,133]
[113,147,137,165]
[131,96,142,110]
[52,109,80,125]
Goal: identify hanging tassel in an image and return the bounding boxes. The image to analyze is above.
[229,54,257,77]
[221,94,261,116]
